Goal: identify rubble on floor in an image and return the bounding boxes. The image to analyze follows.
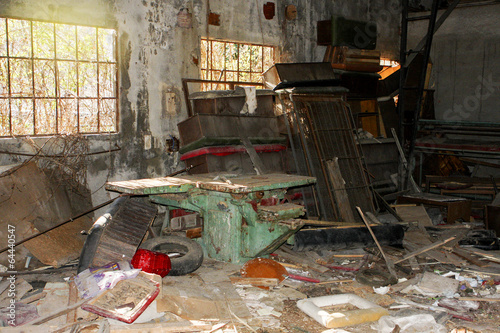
[0,223,499,333]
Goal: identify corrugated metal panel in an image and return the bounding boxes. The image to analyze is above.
[91,197,157,267]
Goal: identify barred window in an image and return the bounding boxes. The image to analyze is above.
[200,38,275,91]
[0,18,118,137]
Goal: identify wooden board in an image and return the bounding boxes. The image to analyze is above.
[395,205,433,227]
[106,173,316,195]
[24,216,92,268]
[326,158,355,222]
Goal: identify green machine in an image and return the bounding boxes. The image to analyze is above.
[106,173,316,264]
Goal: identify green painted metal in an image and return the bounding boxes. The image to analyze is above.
[108,173,316,264]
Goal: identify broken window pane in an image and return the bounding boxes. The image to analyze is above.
[35,99,56,135]
[10,59,33,97]
[0,58,8,97]
[79,98,98,133]
[11,98,34,135]
[99,63,116,98]
[98,29,116,62]
[78,62,98,98]
[99,99,116,132]
[0,97,9,136]
[0,19,7,57]
[1,18,118,136]
[200,38,274,91]
[34,60,56,97]
[78,26,97,61]
[33,22,55,59]
[58,61,78,98]
[56,24,76,60]
[250,45,262,73]
[58,98,77,134]
[8,19,31,58]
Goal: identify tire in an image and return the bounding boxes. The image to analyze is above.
[140,235,204,276]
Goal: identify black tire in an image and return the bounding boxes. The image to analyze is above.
[140,235,204,276]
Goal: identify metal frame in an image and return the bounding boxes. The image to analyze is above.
[200,38,275,91]
[0,17,118,137]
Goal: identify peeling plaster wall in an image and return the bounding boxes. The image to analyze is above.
[0,0,400,208]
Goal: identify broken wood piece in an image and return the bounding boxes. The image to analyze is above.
[451,247,488,267]
[394,236,456,264]
[326,158,356,222]
[356,207,398,280]
[19,291,46,304]
[66,280,78,324]
[109,321,213,332]
[229,277,280,287]
[471,250,500,264]
[458,297,500,302]
[278,262,303,269]
[30,298,89,325]
[275,247,330,273]
[316,279,354,285]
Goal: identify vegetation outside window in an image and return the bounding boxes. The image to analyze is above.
[200,38,275,91]
[0,18,118,137]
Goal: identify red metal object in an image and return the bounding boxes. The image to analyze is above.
[260,197,279,206]
[263,2,275,20]
[180,144,287,160]
[287,274,320,283]
[132,249,172,277]
[170,208,192,218]
[328,265,360,272]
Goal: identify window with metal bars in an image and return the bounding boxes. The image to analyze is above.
[200,38,275,91]
[0,17,118,137]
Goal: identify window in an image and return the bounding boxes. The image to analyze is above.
[200,38,275,91]
[0,18,118,137]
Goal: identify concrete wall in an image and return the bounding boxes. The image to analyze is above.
[0,0,400,208]
[408,4,500,123]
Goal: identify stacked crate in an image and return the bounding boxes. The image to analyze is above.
[177,88,287,175]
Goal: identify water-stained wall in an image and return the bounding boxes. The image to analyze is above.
[0,0,400,207]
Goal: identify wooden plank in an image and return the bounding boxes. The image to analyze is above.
[395,237,456,264]
[229,277,280,287]
[66,281,78,324]
[356,207,397,279]
[31,299,88,325]
[275,247,329,273]
[452,247,488,267]
[458,297,500,302]
[326,158,355,222]
[395,205,433,227]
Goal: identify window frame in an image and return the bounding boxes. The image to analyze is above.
[200,38,275,91]
[0,16,119,138]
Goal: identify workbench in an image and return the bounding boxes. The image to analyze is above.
[106,173,316,264]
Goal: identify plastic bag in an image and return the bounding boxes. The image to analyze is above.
[371,314,447,333]
[75,261,141,299]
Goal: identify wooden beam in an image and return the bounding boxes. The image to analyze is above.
[326,158,355,222]
[394,236,456,264]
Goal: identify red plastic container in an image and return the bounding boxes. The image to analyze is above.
[131,249,171,277]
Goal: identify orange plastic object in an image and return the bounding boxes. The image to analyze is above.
[240,258,288,289]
